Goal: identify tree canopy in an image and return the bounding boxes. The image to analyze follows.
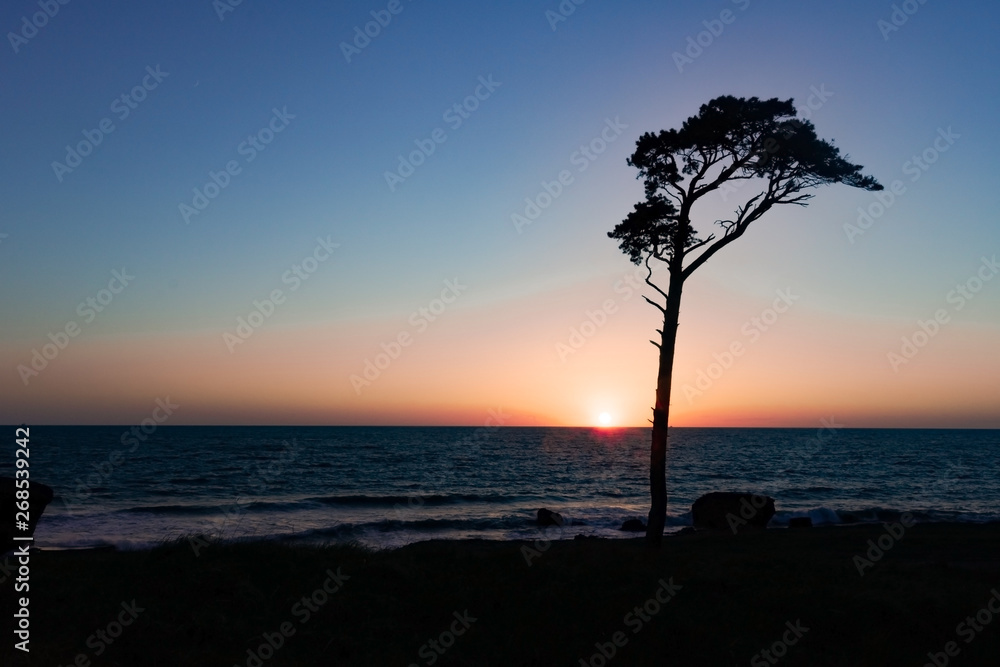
[610,95,883,277]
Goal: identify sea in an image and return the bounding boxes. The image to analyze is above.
[4,426,999,551]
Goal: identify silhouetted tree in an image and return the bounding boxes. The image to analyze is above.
[610,95,882,547]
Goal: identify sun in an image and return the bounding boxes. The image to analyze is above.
[598,412,613,426]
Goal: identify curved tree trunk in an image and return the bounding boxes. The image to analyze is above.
[645,271,684,547]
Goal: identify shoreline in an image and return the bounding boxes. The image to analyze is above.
[5,522,999,665]
[19,515,1000,555]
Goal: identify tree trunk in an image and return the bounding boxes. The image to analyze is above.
[645,270,684,547]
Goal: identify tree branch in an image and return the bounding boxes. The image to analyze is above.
[642,295,666,314]
[686,147,715,194]
[644,253,669,303]
[690,137,763,200]
[685,233,716,254]
[682,225,749,280]
[682,190,775,279]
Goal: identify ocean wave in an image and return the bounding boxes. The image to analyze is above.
[768,506,1000,526]
[775,486,840,497]
[31,503,1000,553]
[112,493,526,517]
[278,515,533,540]
[96,499,1000,532]
[20,426,1000,550]
[304,493,519,507]
[118,503,223,516]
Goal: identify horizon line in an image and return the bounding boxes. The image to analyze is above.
[6,424,998,430]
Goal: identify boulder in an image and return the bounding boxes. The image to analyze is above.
[2,477,55,553]
[691,492,775,533]
[536,508,564,527]
[788,517,813,529]
[620,518,647,532]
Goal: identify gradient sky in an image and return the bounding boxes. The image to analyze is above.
[2,0,998,427]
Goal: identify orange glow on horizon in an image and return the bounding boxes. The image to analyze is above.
[2,273,998,429]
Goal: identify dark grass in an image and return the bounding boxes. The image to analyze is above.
[3,523,1000,666]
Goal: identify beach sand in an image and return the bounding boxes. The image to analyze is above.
[4,523,999,666]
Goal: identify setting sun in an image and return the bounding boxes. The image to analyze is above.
[598,412,613,426]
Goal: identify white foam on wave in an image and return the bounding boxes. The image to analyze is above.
[808,507,842,525]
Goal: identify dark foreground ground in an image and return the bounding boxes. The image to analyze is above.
[3,523,999,666]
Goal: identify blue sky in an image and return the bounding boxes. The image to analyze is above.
[2,0,998,426]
